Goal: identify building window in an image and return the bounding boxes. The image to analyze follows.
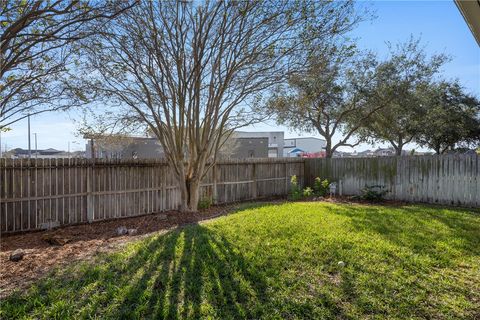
[268,149,278,158]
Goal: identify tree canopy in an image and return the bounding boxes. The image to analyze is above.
[264,42,383,158]
[415,81,480,154]
[0,0,134,129]
[353,37,449,155]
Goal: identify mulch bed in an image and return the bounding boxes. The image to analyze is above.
[0,204,238,298]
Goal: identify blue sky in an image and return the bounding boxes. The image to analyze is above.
[2,0,479,153]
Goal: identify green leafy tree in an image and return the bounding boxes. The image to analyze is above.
[415,81,480,154]
[265,43,384,158]
[353,37,449,155]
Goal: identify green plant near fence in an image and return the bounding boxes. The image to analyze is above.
[288,175,303,200]
[356,185,388,202]
[198,197,213,210]
[313,177,330,197]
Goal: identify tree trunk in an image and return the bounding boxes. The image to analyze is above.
[187,178,201,212]
[391,137,403,156]
[175,161,202,212]
[178,177,201,212]
[324,139,333,158]
[394,145,403,156]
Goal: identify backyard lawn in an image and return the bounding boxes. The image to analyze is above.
[1,202,479,319]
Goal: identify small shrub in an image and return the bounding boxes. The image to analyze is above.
[198,197,213,210]
[359,185,388,202]
[289,175,303,200]
[313,177,330,196]
[303,187,313,198]
[313,177,322,194]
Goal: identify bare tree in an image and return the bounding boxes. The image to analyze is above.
[0,0,135,129]
[83,0,363,211]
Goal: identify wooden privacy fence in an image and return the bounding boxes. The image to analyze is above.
[2,155,478,233]
[305,154,480,207]
[0,158,304,233]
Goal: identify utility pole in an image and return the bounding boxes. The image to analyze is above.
[0,127,12,158]
[89,137,95,159]
[34,133,38,159]
[28,114,31,158]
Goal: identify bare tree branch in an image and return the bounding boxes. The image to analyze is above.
[0,0,136,129]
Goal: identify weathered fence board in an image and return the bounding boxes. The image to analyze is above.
[305,155,479,207]
[0,158,304,233]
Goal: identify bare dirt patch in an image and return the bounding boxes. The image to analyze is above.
[0,204,241,298]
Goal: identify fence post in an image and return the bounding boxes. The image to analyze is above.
[252,162,257,199]
[212,163,218,204]
[304,158,311,187]
[86,159,94,222]
[285,161,289,195]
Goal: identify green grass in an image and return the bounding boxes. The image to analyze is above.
[2,202,479,319]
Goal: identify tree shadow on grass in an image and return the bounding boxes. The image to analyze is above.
[1,224,270,320]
